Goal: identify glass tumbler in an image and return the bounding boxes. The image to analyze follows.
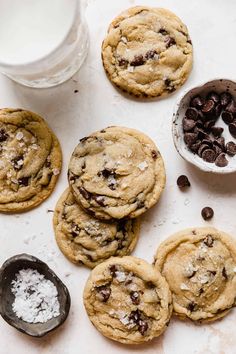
[0,0,89,88]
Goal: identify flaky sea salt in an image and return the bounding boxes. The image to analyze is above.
[11,268,60,324]
[180,283,190,290]
[115,271,127,282]
[16,131,24,140]
[52,168,60,176]
[137,161,148,171]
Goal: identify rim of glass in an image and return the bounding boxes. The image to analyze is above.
[0,0,80,70]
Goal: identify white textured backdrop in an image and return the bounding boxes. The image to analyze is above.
[0,0,236,353]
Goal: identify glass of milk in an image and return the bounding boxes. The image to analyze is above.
[0,0,89,88]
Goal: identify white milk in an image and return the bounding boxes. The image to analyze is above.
[0,0,77,65]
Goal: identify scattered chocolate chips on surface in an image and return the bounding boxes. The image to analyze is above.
[182,90,236,168]
[177,175,191,189]
[201,207,214,221]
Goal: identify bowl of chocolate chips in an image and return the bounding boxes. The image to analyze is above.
[172,79,236,173]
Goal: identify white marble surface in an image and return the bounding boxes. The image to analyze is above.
[0,0,236,353]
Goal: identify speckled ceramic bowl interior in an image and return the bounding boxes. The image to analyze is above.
[172,79,236,173]
[0,254,71,337]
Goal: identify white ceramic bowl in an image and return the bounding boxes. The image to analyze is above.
[172,79,236,174]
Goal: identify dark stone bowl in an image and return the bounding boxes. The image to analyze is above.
[0,253,71,337]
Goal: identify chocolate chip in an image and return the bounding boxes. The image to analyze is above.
[0,129,8,142]
[182,118,196,132]
[145,50,157,60]
[207,91,220,103]
[91,195,105,206]
[11,155,24,170]
[201,207,214,221]
[214,137,225,150]
[229,122,236,138]
[151,150,158,159]
[198,144,210,157]
[220,92,232,107]
[202,137,213,146]
[226,141,236,156]
[201,149,216,163]
[211,126,224,137]
[130,55,145,66]
[130,291,140,305]
[204,120,215,131]
[177,175,191,188]
[117,220,126,233]
[187,270,196,279]
[164,78,175,92]
[108,181,116,190]
[18,177,29,186]
[129,309,141,324]
[80,136,89,143]
[137,200,145,209]
[45,160,51,168]
[190,96,205,109]
[196,120,204,129]
[146,281,156,289]
[187,302,197,312]
[202,99,215,113]
[203,235,214,247]
[79,187,91,200]
[128,310,148,335]
[118,58,128,67]
[184,132,198,146]
[185,107,199,120]
[213,145,223,156]
[226,100,236,115]
[208,270,216,276]
[159,28,168,35]
[215,153,228,167]
[138,320,148,335]
[109,265,118,277]
[222,267,228,280]
[98,168,116,179]
[96,285,111,302]
[215,103,222,117]
[190,140,201,153]
[195,128,209,140]
[222,111,234,124]
[81,160,86,170]
[199,288,204,295]
[165,36,176,48]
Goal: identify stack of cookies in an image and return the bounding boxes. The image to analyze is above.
[53,126,166,268]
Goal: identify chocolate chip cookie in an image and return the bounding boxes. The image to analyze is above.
[53,188,140,268]
[102,6,193,98]
[68,126,166,220]
[154,227,236,323]
[0,109,62,212]
[83,256,172,344]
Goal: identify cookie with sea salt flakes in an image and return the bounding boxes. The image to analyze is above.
[53,188,140,268]
[0,109,62,212]
[68,126,166,220]
[83,256,172,344]
[101,6,193,98]
[154,227,236,323]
